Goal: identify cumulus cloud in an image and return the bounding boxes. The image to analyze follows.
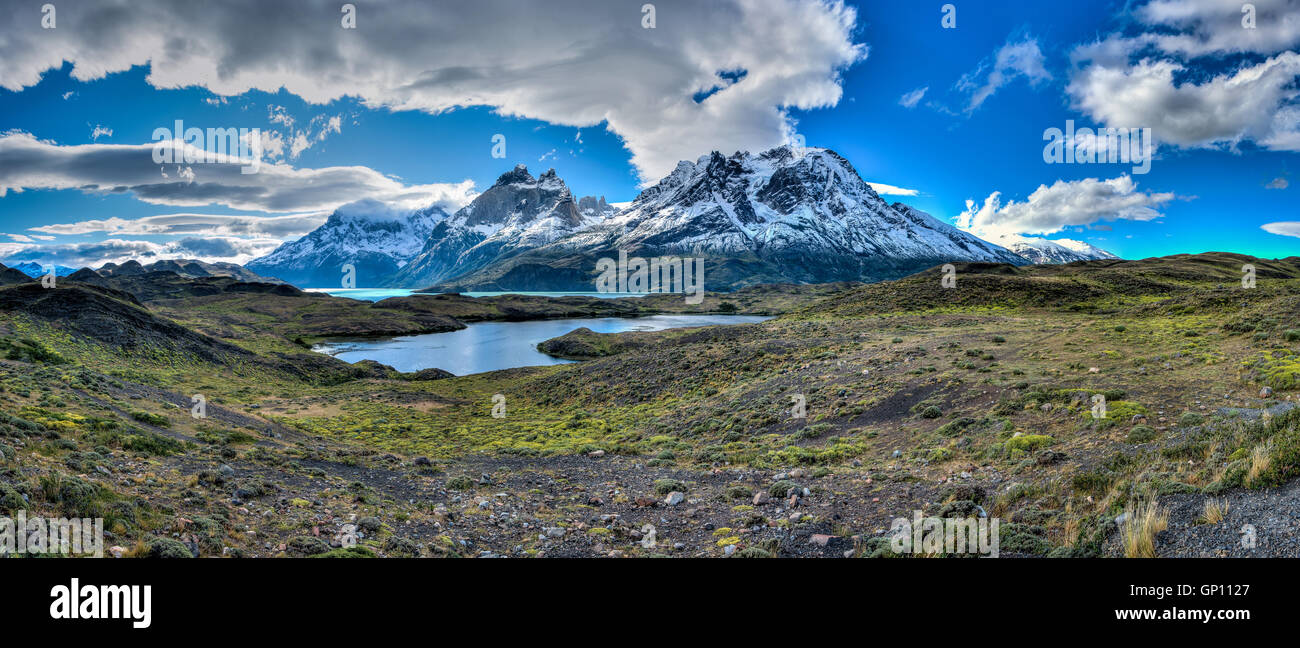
[957,175,1176,238]
[898,86,928,108]
[1135,0,1300,57]
[956,37,1051,112]
[89,125,112,141]
[1068,0,1300,152]
[0,0,866,184]
[0,132,476,213]
[1266,176,1289,189]
[1261,221,1300,238]
[1068,53,1300,151]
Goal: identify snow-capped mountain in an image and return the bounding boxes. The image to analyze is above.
[386,166,605,287]
[6,262,79,278]
[990,234,1119,264]
[248,199,448,287]
[432,146,1027,291]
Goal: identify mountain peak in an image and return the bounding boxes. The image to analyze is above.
[494,164,535,186]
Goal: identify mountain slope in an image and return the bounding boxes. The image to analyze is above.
[386,166,604,287]
[248,199,448,288]
[95,258,278,282]
[432,147,1027,291]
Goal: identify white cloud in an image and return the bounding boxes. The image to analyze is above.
[0,0,865,184]
[1068,1,1300,153]
[1135,0,1300,57]
[1266,176,1289,189]
[0,131,477,214]
[957,175,1176,238]
[1068,52,1300,151]
[262,106,341,160]
[28,212,331,239]
[898,86,928,108]
[867,182,918,196]
[90,125,112,141]
[957,37,1051,112]
[0,236,285,268]
[1261,221,1300,238]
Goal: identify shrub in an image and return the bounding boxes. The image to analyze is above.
[445,475,476,490]
[120,431,183,456]
[653,478,688,495]
[287,536,329,556]
[920,406,943,419]
[1126,425,1157,443]
[725,485,753,500]
[1072,470,1113,496]
[794,423,833,439]
[1005,434,1053,453]
[145,537,193,559]
[383,536,420,557]
[768,480,800,497]
[936,417,975,437]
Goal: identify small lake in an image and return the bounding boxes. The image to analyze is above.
[312,314,771,375]
[308,288,648,302]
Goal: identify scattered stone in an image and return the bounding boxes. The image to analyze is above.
[664,491,685,507]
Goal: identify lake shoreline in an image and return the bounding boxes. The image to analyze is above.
[311,314,772,375]
[290,283,850,344]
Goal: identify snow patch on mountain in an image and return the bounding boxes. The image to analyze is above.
[990,234,1119,264]
[387,166,601,287]
[247,199,448,287]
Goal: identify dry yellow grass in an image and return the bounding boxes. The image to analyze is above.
[1121,500,1168,558]
[1202,498,1229,524]
[1246,441,1273,487]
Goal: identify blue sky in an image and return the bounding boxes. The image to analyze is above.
[0,0,1296,268]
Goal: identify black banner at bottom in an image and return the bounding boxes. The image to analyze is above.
[1,558,1287,636]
